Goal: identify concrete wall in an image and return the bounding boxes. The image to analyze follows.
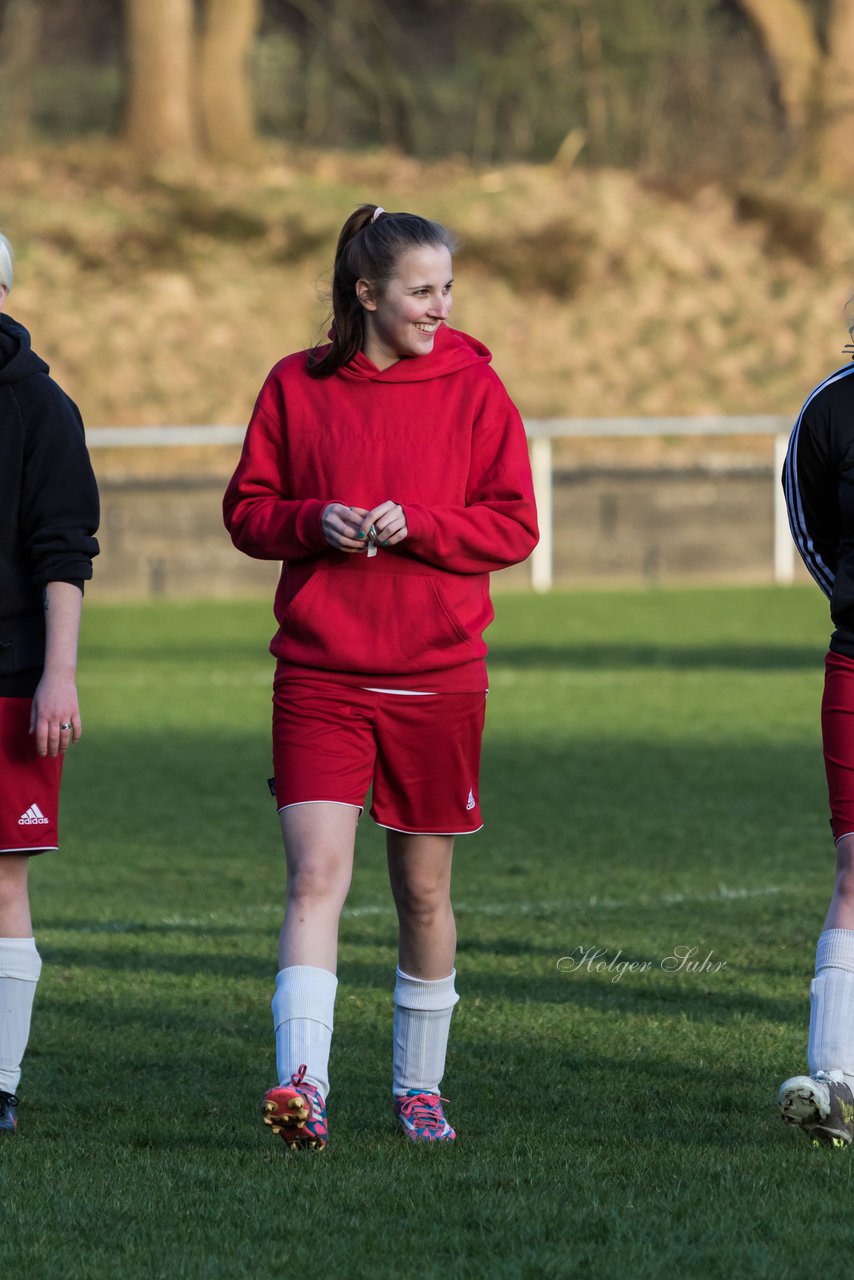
[93,463,804,600]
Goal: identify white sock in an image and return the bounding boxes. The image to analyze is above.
[0,938,42,1095]
[272,965,337,1100]
[808,929,854,1090]
[393,967,459,1097]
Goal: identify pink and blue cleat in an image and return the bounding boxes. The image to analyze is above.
[394,1089,456,1142]
[262,1064,328,1150]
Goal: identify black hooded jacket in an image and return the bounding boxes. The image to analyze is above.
[0,313,99,695]
[782,362,854,656]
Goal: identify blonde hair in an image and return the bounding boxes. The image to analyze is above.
[0,233,13,291]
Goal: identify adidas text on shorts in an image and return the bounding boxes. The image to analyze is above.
[0,698,62,854]
[272,675,486,835]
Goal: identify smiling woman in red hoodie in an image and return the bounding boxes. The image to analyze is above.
[223,204,538,1149]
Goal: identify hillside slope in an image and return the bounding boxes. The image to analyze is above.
[1,144,852,428]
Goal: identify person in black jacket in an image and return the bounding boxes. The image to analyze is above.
[778,328,854,1147]
[0,232,99,1134]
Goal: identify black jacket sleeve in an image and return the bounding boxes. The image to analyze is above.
[783,394,839,599]
[19,377,100,585]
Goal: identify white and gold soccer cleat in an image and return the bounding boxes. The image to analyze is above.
[777,1070,854,1148]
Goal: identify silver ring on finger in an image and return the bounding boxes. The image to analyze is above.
[60,722,73,731]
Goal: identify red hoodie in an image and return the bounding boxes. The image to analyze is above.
[223,324,538,692]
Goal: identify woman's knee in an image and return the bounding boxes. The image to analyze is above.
[392,874,451,923]
[281,804,356,908]
[387,834,454,917]
[287,856,351,909]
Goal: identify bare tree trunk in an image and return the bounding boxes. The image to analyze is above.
[196,0,260,164]
[578,11,608,165]
[289,0,418,153]
[125,0,197,168]
[362,0,417,153]
[819,0,854,185]
[735,0,821,133]
[736,0,854,186]
[472,90,498,167]
[0,0,41,151]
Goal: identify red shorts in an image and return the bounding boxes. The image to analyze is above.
[272,675,486,835]
[820,651,854,841]
[0,698,63,855]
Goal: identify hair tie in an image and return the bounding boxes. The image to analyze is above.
[371,206,385,223]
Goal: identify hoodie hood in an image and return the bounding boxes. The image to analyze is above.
[0,314,50,385]
[336,323,492,384]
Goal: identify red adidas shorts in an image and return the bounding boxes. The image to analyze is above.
[272,674,486,835]
[820,651,854,841]
[0,698,63,855]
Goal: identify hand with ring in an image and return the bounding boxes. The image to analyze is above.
[29,672,82,757]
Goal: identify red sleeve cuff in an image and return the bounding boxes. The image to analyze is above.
[403,503,427,545]
[293,499,328,550]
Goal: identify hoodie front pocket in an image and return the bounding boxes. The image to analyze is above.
[278,569,476,675]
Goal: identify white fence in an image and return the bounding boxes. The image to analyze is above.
[87,416,796,592]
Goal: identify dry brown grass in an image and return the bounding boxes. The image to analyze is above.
[3,141,853,463]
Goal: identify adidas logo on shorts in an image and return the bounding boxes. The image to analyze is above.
[466,788,476,811]
[18,803,49,826]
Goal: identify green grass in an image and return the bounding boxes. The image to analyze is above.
[4,585,853,1278]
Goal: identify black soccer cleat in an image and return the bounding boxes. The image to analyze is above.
[0,1091,19,1134]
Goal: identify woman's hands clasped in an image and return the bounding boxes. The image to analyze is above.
[321,501,408,553]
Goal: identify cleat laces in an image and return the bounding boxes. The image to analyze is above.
[397,1092,450,1134]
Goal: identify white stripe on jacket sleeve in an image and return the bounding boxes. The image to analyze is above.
[783,366,854,598]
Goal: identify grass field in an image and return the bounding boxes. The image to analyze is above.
[3,585,853,1279]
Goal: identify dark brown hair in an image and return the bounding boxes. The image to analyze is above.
[307,204,456,378]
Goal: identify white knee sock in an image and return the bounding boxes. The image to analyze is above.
[272,965,337,1100]
[392,967,459,1097]
[808,929,854,1088]
[0,938,42,1094]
